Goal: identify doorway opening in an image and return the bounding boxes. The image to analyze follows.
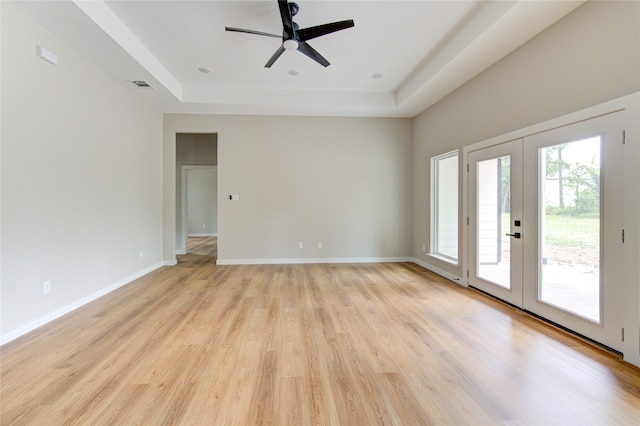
[175,133,218,261]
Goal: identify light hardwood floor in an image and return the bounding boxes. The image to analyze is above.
[187,236,218,258]
[2,237,639,424]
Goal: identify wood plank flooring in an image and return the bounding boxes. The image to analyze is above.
[187,236,217,258]
[2,237,640,424]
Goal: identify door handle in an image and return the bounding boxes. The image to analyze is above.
[506,232,521,239]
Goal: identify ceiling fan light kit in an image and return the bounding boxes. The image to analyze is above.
[283,39,299,51]
[225,0,355,68]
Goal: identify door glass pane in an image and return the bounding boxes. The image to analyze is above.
[477,156,511,289]
[539,137,601,322]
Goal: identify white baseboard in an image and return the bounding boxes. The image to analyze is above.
[217,257,412,265]
[0,262,165,346]
[410,257,464,286]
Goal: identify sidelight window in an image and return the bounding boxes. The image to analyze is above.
[430,150,459,263]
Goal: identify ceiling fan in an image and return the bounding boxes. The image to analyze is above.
[225,0,355,68]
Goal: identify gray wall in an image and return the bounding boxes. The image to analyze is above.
[186,167,217,236]
[1,4,163,336]
[163,115,413,263]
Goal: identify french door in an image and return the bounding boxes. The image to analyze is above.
[468,112,625,352]
[469,139,523,307]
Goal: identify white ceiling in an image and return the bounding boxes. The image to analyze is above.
[12,0,584,118]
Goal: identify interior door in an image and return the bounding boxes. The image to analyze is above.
[468,139,523,307]
[467,112,625,352]
[522,112,624,352]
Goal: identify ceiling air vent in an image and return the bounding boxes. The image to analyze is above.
[128,80,153,89]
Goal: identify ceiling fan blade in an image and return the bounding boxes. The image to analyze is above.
[297,41,330,67]
[297,20,355,42]
[265,45,286,68]
[225,27,281,38]
[278,0,295,39]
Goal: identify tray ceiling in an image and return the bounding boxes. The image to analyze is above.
[11,1,584,117]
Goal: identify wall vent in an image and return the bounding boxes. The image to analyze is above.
[128,80,153,89]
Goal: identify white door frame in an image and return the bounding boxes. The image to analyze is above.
[462,92,639,365]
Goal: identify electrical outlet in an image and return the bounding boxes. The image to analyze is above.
[317,242,322,249]
[422,243,426,252]
[139,250,144,259]
[43,281,51,294]
[298,241,304,249]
